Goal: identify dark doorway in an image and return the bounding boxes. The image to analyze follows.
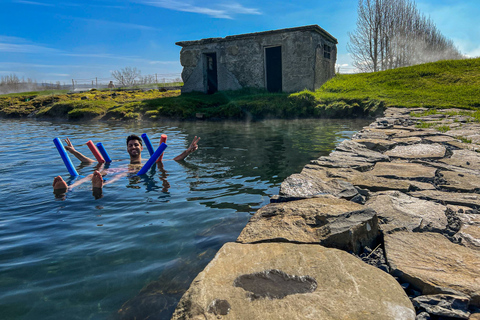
[265,46,282,92]
[205,53,218,94]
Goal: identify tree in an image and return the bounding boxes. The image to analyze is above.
[111,67,141,87]
[348,0,463,72]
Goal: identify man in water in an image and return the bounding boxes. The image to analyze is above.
[53,134,200,198]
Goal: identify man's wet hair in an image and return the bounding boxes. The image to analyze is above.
[126,135,142,146]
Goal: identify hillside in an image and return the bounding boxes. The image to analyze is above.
[1,57,479,121]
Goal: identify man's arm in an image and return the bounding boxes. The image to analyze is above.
[174,136,200,161]
[64,137,95,163]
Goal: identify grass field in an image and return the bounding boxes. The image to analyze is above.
[1,57,479,121]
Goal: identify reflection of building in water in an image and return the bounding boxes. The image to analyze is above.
[176,25,337,94]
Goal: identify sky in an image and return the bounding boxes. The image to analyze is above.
[1,0,479,85]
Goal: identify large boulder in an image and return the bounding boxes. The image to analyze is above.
[384,232,480,307]
[237,196,378,254]
[365,191,448,233]
[172,242,415,320]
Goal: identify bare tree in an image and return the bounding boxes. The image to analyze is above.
[111,67,141,87]
[348,0,463,72]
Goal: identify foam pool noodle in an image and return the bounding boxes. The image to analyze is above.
[141,133,155,157]
[86,140,105,163]
[53,138,79,176]
[137,142,168,176]
[96,142,112,163]
[156,134,168,163]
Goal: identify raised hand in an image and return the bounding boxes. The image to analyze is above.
[186,136,200,154]
[64,137,76,153]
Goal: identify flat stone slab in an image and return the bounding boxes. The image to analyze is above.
[391,129,439,138]
[366,191,448,233]
[446,140,480,152]
[423,135,456,143]
[302,166,413,193]
[391,137,423,144]
[408,181,436,190]
[279,171,358,199]
[384,232,480,307]
[412,294,471,319]
[385,143,446,159]
[335,140,390,162]
[311,151,377,171]
[172,242,416,320]
[439,170,480,192]
[455,213,480,251]
[440,149,480,171]
[409,190,480,207]
[237,196,378,254]
[355,139,397,152]
[354,129,390,140]
[369,162,437,180]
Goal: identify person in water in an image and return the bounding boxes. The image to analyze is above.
[53,134,200,198]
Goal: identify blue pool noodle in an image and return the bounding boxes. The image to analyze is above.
[141,133,155,157]
[96,142,112,163]
[137,143,168,176]
[53,138,79,177]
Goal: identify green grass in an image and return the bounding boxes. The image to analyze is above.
[1,89,70,97]
[315,57,480,110]
[437,125,451,133]
[456,136,472,143]
[1,57,479,121]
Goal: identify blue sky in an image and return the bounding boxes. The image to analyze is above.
[1,0,479,84]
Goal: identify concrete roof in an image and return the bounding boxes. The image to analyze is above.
[175,25,338,47]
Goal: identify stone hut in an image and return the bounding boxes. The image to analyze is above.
[176,25,337,94]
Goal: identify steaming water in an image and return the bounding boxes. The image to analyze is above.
[0,118,369,319]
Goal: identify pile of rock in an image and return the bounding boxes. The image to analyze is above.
[172,107,480,320]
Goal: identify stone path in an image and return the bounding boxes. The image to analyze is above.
[173,108,480,319]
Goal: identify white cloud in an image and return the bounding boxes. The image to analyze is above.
[0,42,60,54]
[137,0,261,19]
[74,17,159,31]
[14,0,54,6]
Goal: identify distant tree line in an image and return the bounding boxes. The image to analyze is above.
[0,74,63,94]
[348,0,464,72]
[111,67,159,87]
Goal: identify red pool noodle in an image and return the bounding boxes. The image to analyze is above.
[86,140,105,163]
[156,134,168,163]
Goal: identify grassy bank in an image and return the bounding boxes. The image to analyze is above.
[1,57,479,121]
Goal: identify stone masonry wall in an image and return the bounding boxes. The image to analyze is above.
[178,29,337,93]
[171,107,480,320]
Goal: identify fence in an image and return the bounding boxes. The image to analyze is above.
[0,73,182,94]
[70,73,182,91]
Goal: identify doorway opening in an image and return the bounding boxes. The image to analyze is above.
[204,53,218,94]
[265,46,282,92]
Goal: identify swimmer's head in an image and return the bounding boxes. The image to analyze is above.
[126,135,142,146]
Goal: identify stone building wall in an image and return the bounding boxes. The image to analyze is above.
[176,25,337,93]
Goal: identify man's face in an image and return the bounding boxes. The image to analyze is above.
[127,139,143,158]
